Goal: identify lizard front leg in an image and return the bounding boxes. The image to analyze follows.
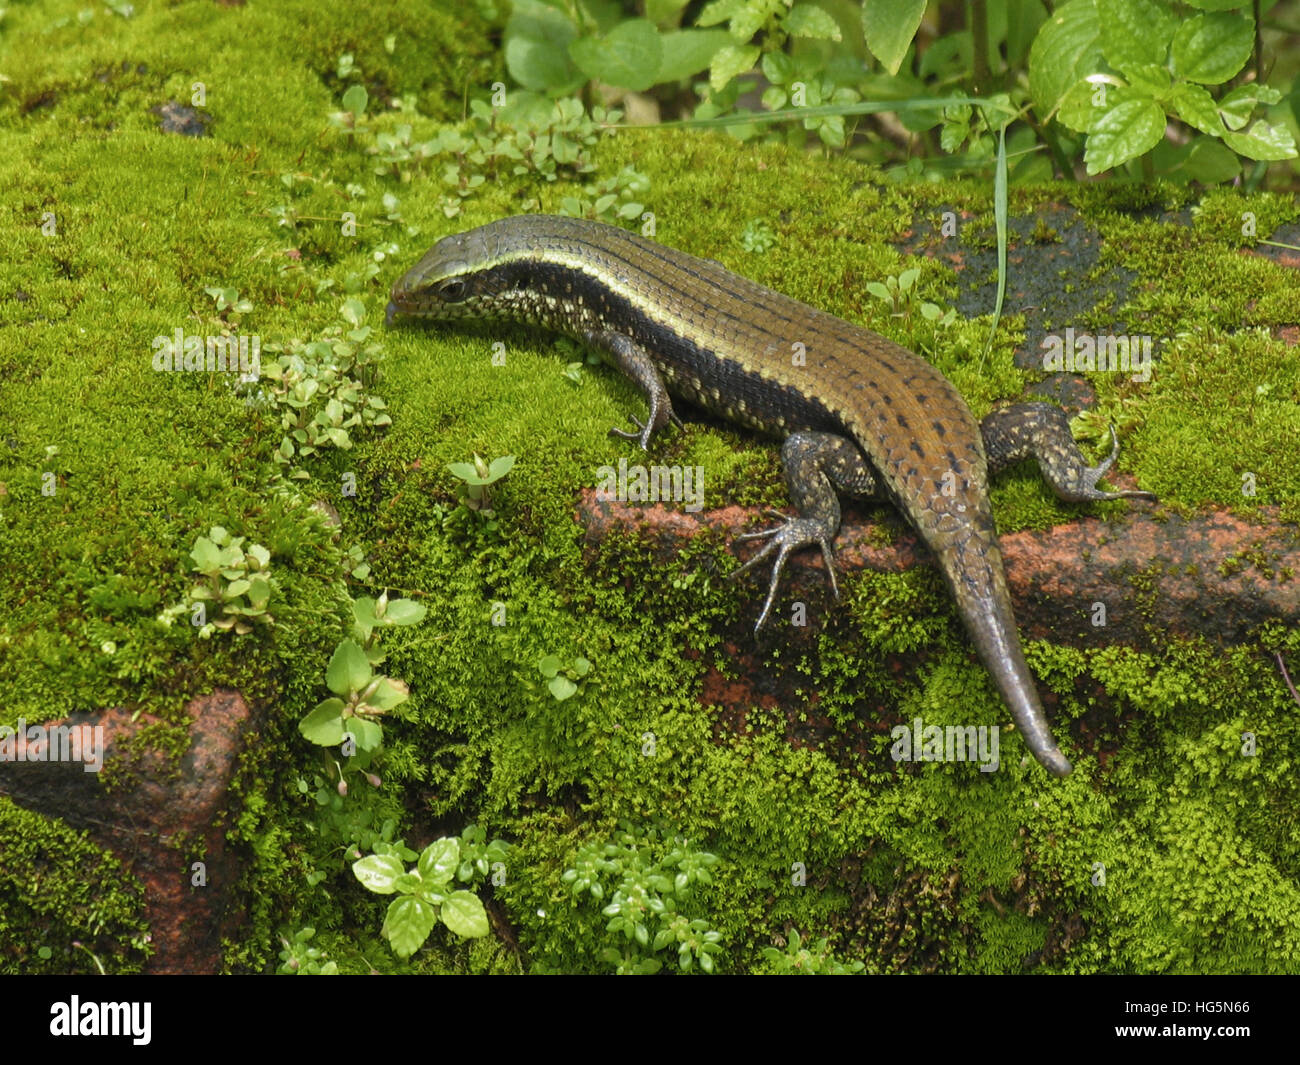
[981,402,1155,502]
[584,328,683,450]
[732,431,879,632]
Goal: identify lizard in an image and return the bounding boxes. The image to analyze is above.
[386,214,1156,777]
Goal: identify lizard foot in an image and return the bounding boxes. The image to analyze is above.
[731,511,839,633]
[1079,423,1157,501]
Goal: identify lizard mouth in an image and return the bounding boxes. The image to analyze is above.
[384,299,400,327]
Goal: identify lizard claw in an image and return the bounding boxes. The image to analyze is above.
[1080,422,1157,501]
[608,409,683,451]
[731,514,839,633]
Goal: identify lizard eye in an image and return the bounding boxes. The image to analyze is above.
[438,278,468,302]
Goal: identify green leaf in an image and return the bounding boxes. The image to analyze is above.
[708,43,759,93]
[190,537,222,574]
[298,698,346,745]
[1171,12,1253,85]
[353,853,406,894]
[569,20,662,92]
[246,543,270,569]
[1085,97,1166,173]
[1120,62,1171,97]
[441,891,491,938]
[340,298,365,325]
[861,0,925,76]
[1218,84,1282,131]
[345,716,383,751]
[223,578,251,599]
[1222,120,1297,161]
[382,896,436,958]
[548,675,579,701]
[504,0,584,94]
[538,654,561,678]
[382,598,427,626]
[367,676,410,711]
[1097,0,1173,73]
[1168,82,1227,135]
[341,84,367,118]
[418,838,460,885]
[784,4,840,41]
[326,639,372,696]
[1028,0,1102,117]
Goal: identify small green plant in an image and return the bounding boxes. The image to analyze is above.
[563,822,723,974]
[157,526,275,637]
[353,831,508,958]
[298,591,426,755]
[535,653,592,702]
[865,268,957,351]
[277,927,339,974]
[760,929,866,974]
[442,453,515,536]
[263,300,391,478]
[739,218,777,254]
[204,285,253,319]
[558,164,649,224]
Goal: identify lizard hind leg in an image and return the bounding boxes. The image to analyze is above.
[731,431,879,633]
[981,402,1156,503]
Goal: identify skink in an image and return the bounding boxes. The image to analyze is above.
[387,214,1155,777]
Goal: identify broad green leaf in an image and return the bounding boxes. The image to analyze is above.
[1168,82,1226,135]
[382,896,436,957]
[1119,62,1171,96]
[1085,97,1166,173]
[785,4,840,41]
[505,0,583,94]
[569,20,662,92]
[861,0,926,76]
[656,28,730,82]
[708,43,759,92]
[353,853,406,894]
[340,298,365,325]
[381,598,426,626]
[548,675,579,700]
[538,654,561,678]
[366,676,410,711]
[1223,120,1297,161]
[190,537,222,574]
[1057,79,1136,134]
[326,638,372,696]
[341,85,367,118]
[298,698,345,745]
[246,543,270,569]
[352,596,378,631]
[418,838,461,885]
[345,716,383,751]
[1097,0,1173,72]
[1217,84,1282,131]
[223,578,251,599]
[487,455,516,480]
[1028,0,1102,117]
[1171,12,1253,85]
[441,891,491,938]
